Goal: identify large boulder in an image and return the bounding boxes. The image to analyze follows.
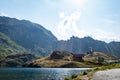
[50,50,73,59]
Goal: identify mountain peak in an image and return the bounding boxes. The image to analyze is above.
[0,16,57,56]
[0,16,120,57]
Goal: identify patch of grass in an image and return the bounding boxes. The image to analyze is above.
[65,63,120,80]
[87,63,120,77]
[64,74,78,80]
[71,74,78,79]
[64,78,72,80]
[0,32,26,60]
[32,55,106,68]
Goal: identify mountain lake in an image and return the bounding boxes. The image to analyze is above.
[0,68,92,80]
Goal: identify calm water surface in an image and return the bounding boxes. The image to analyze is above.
[0,68,91,80]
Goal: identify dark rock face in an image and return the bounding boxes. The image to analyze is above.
[56,36,120,57]
[50,50,73,59]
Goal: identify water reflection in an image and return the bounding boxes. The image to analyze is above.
[0,68,91,80]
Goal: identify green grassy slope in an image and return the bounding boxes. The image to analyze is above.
[27,50,118,68]
[0,32,26,59]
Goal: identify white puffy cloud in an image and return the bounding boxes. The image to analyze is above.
[0,12,8,17]
[90,29,120,42]
[57,11,83,40]
[59,12,65,18]
[56,12,120,42]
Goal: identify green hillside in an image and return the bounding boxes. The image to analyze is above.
[0,53,36,67]
[0,32,26,59]
[0,16,57,56]
[26,50,118,68]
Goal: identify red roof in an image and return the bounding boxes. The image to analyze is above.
[73,54,84,58]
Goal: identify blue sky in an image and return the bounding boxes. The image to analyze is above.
[0,0,120,42]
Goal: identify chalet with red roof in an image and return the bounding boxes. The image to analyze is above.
[72,54,85,61]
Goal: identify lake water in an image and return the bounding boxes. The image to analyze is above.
[0,68,91,80]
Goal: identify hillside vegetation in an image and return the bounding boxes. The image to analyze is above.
[27,50,117,68]
[84,52,117,63]
[0,16,57,57]
[0,53,36,67]
[0,32,37,67]
[65,63,120,80]
[0,32,26,59]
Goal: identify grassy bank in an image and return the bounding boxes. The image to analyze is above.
[65,63,120,80]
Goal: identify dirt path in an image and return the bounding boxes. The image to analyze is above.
[93,69,120,80]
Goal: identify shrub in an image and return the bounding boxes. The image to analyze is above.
[82,72,87,75]
[71,74,78,79]
[64,78,71,80]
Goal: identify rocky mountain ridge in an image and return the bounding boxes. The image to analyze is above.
[0,16,120,57]
[56,36,120,57]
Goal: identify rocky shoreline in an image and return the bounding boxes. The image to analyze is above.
[65,63,120,80]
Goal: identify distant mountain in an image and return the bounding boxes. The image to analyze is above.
[0,32,26,59]
[0,32,37,67]
[0,16,120,58]
[0,16,57,56]
[55,36,120,57]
